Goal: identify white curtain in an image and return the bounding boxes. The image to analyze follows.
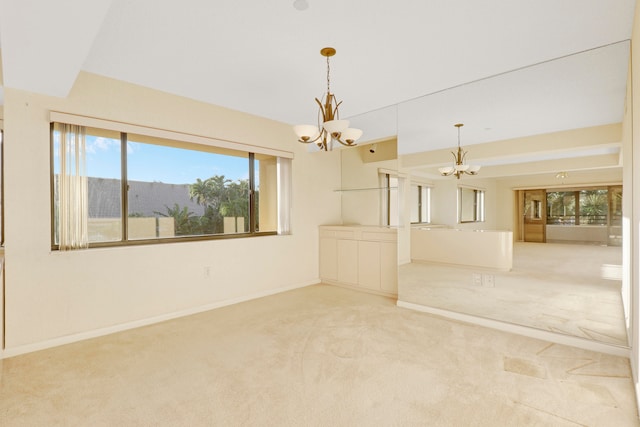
[277,157,292,235]
[55,123,89,250]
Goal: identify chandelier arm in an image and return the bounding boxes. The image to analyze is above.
[315,98,327,123]
[297,132,324,144]
[319,137,329,151]
[333,100,342,118]
[334,135,356,147]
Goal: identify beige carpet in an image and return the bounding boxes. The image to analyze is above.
[400,242,627,346]
[0,284,637,426]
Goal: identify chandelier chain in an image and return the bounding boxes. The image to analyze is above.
[326,55,331,94]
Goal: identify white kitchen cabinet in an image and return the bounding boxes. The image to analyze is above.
[319,226,397,297]
[337,239,359,284]
[380,241,398,293]
[319,237,338,281]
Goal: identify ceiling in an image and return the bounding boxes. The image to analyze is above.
[0,0,635,178]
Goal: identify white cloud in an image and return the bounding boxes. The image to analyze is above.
[86,136,119,154]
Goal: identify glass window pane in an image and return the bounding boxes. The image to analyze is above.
[546,191,575,225]
[53,127,123,244]
[126,136,249,239]
[459,188,484,223]
[87,129,122,243]
[579,189,608,225]
[410,185,431,224]
[610,186,622,227]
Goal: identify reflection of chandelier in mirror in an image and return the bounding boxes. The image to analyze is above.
[293,47,363,151]
[438,123,481,179]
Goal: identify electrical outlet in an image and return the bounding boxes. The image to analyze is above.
[472,273,482,286]
[204,266,211,278]
[482,274,495,288]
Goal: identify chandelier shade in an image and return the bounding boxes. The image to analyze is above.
[439,123,480,179]
[293,47,363,151]
[293,125,320,142]
[323,119,350,135]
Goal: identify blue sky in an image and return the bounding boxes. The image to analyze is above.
[84,135,250,184]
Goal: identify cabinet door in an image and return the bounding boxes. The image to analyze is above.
[337,239,358,284]
[319,237,338,281]
[358,241,381,290]
[380,241,398,293]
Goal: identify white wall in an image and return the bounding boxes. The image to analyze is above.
[2,72,342,354]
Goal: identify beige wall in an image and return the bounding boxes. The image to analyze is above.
[2,72,341,353]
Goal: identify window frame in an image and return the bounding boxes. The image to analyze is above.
[546,185,619,226]
[380,170,402,227]
[458,186,485,223]
[410,182,431,225]
[49,113,292,250]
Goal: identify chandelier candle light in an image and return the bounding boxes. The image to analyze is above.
[294,47,363,151]
[438,123,481,179]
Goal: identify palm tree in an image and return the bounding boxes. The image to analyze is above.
[220,179,250,232]
[580,190,608,224]
[155,203,198,235]
[189,175,232,234]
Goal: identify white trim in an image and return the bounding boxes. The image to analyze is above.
[512,182,623,191]
[458,183,486,191]
[378,167,408,179]
[397,300,631,358]
[0,279,319,359]
[49,111,294,159]
[410,178,434,187]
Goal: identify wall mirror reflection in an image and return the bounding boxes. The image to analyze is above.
[458,187,485,223]
[349,40,630,348]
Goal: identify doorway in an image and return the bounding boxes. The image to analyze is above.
[523,189,546,243]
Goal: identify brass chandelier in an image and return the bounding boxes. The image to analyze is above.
[438,123,481,179]
[293,47,363,151]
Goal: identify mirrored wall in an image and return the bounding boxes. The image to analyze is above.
[348,41,631,347]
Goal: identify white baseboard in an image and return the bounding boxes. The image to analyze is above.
[631,352,640,418]
[397,300,631,358]
[1,279,320,359]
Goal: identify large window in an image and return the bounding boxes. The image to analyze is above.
[410,183,431,224]
[51,120,289,249]
[547,187,618,226]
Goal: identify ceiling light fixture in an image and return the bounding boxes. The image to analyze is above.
[556,171,569,179]
[293,47,363,151]
[293,0,309,11]
[438,123,481,179]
